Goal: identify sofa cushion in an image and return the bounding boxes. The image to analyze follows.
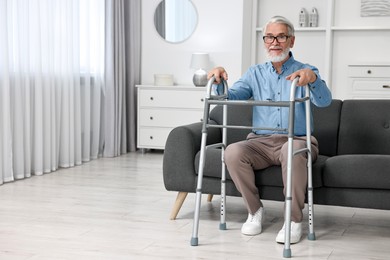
[312,99,342,157]
[323,154,390,189]
[209,105,253,145]
[338,100,390,155]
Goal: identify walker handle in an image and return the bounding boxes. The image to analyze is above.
[205,76,228,99]
[290,76,311,102]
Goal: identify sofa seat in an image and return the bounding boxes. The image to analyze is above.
[195,148,329,189]
[323,154,390,189]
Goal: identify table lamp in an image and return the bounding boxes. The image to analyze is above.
[190,53,209,87]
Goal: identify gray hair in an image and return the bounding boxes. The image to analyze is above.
[262,16,295,36]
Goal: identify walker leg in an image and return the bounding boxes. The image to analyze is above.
[283,96,297,258]
[190,131,208,246]
[307,161,316,241]
[307,190,316,241]
[219,104,228,230]
[219,162,227,230]
[305,97,316,241]
[219,177,227,230]
[283,136,294,258]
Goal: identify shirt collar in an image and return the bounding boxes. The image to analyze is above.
[282,52,295,72]
[269,52,295,74]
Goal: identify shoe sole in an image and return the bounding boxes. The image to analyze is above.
[275,236,301,244]
[241,230,262,236]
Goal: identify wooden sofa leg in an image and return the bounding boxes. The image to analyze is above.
[207,194,213,202]
[170,192,188,220]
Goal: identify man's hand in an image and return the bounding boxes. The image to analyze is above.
[286,68,317,86]
[207,66,228,84]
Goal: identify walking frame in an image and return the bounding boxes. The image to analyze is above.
[190,76,316,258]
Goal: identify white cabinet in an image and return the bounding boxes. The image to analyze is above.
[136,85,206,150]
[348,64,390,99]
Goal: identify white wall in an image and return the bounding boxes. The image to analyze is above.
[141,0,390,100]
[141,0,251,86]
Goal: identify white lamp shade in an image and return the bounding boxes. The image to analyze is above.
[190,53,209,69]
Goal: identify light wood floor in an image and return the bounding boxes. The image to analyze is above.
[1,151,390,259]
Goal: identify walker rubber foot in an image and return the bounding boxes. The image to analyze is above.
[190,237,198,246]
[219,223,227,230]
[283,248,292,258]
[308,232,316,241]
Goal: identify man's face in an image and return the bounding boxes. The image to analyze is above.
[263,23,295,63]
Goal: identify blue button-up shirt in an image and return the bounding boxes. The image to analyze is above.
[216,53,332,136]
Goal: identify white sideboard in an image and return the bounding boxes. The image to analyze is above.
[136,85,206,150]
[348,64,390,99]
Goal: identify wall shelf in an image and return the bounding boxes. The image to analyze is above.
[256,27,326,32]
[331,26,390,31]
[257,26,390,32]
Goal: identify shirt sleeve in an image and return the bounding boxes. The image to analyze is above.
[225,69,255,100]
[307,70,332,108]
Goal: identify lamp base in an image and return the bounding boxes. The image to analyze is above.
[193,69,207,87]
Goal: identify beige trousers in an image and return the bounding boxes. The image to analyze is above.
[224,133,319,222]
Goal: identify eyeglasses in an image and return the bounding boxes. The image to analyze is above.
[262,35,290,43]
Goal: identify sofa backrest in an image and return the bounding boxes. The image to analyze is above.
[312,99,342,157]
[209,99,342,156]
[209,104,252,145]
[337,100,390,155]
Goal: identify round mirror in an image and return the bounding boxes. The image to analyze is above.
[154,0,198,43]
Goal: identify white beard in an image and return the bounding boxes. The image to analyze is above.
[265,47,290,63]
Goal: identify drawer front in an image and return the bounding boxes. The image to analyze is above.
[139,109,203,127]
[352,79,390,92]
[139,89,205,108]
[138,127,172,149]
[348,65,390,78]
[351,79,390,99]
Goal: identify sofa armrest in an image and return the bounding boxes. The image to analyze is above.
[163,120,222,193]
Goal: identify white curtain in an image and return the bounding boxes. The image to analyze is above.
[0,0,106,183]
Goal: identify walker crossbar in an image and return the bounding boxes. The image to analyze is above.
[190,76,315,259]
[208,99,292,107]
[208,124,288,132]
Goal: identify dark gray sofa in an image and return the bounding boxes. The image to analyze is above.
[163,99,390,219]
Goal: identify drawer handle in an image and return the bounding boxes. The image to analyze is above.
[383,85,390,89]
[150,116,153,120]
[149,136,153,140]
[150,97,154,101]
[200,98,204,102]
[367,70,372,74]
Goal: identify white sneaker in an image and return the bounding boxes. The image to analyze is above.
[241,207,264,236]
[275,221,302,244]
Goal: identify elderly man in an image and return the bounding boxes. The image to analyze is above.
[208,16,332,244]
